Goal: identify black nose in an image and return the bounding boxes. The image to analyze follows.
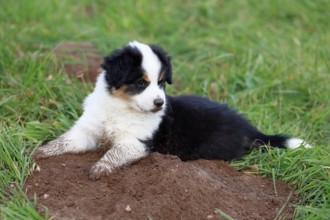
[154,98,164,107]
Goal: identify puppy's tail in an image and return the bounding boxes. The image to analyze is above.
[249,131,312,149]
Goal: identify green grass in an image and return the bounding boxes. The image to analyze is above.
[1,0,329,219]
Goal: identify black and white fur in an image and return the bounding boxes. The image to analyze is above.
[34,41,311,180]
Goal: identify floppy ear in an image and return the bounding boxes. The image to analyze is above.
[149,45,172,84]
[102,46,142,89]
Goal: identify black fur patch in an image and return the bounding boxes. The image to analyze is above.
[124,79,151,95]
[149,95,288,161]
[102,46,144,90]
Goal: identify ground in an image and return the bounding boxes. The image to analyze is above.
[53,41,103,84]
[23,42,297,220]
[25,152,296,220]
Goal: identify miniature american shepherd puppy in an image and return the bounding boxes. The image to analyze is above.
[34,41,311,180]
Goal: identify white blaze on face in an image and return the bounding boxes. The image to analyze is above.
[128,41,166,112]
[129,41,161,79]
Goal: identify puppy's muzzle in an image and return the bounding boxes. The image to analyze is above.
[151,98,164,112]
[154,98,164,108]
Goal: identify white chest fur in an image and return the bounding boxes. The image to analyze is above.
[103,107,163,141]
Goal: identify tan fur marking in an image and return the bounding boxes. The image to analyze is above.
[111,85,131,101]
[143,73,150,82]
[158,71,165,82]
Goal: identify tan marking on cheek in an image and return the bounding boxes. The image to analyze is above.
[111,85,132,101]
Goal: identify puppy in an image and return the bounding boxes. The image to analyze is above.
[34,41,311,180]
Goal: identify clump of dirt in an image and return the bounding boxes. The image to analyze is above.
[25,152,296,220]
[54,41,103,83]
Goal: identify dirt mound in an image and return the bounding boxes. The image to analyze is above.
[54,41,103,83]
[25,151,296,219]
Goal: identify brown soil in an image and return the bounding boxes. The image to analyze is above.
[25,151,296,220]
[24,42,297,219]
[54,41,103,83]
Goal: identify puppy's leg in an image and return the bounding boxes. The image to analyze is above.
[89,138,148,180]
[33,115,101,159]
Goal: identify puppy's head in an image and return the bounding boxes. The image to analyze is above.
[102,41,172,113]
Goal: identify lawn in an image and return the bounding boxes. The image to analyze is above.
[1,0,329,219]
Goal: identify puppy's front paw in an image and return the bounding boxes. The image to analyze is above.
[32,138,66,160]
[89,161,113,181]
[32,144,55,160]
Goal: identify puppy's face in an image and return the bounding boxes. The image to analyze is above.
[102,41,172,113]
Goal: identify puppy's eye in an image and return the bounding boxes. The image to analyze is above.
[136,79,148,87]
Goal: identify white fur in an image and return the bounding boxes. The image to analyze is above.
[286,138,313,149]
[129,41,162,78]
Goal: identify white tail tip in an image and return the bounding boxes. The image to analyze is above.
[287,138,313,149]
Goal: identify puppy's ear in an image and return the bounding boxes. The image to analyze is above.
[149,45,172,84]
[102,46,142,89]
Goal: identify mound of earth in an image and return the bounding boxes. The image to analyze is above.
[25,151,296,220]
[54,41,103,83]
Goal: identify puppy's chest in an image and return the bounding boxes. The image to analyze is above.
[103,112,162,140]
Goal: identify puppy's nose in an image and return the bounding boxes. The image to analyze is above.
[154,98,164,107]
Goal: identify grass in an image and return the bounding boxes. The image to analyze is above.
[0,0,329,219]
